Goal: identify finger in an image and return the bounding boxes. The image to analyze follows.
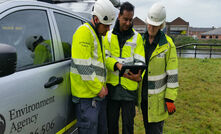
[123,73,131,79]
[168,109,171,113]
[123,73,129,76]
[128,70,133,75]
[138,70,142,75]
[169,109,175,115]
[105,89,108,94]
[123,73,128,77]
[169,109,173,113]
[116,63,123,71]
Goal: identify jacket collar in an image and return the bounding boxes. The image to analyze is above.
[144,30,167,47]
[158,31,168,46]
[87,21,102,44]
[87,21,101,38]
[144,30,169,59]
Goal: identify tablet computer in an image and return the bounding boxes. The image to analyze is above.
[119,65,147,76]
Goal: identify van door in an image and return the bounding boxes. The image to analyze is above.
[50,10,84,133]
[0,8,68,134]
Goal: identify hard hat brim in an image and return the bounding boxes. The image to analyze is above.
[146,17,165,26]
[99,20,114,25]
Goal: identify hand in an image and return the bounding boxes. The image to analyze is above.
[116,63,123,71]
[98,86,108,98]
[103,86,108,96]
[166,102,176,115]
[123,70,142,82]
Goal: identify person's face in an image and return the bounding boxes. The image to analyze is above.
[118,10,134,31]
[93,16,110,36]
[147,24,161,37]
[97,23,110,36]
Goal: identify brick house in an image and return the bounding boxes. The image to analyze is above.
[201,27,221,40]
[133,17,146,35]
[166,17,189,36]
[189,27,215,39]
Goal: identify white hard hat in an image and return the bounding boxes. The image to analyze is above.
[92,0,116,25]
[26,35,44,52]
[146,3,166,27]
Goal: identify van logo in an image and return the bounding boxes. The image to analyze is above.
[0,114,6,134]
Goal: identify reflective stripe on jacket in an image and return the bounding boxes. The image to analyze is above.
[104,29,145,91]
[70,23,106,98]
[139,33,179,122]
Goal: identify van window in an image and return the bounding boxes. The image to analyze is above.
[54,12,82,58]
[0,10,53,70]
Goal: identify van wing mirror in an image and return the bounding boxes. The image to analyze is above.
[0,43,17,77]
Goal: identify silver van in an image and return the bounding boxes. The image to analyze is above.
[0,0,89,133]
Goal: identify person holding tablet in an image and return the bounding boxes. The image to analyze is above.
[104,2,145,134]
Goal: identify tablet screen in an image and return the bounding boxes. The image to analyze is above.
[119,65,147,76]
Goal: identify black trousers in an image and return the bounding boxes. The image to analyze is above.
[141,99,164,134]
[107,99,136,134]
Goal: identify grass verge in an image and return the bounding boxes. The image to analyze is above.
[121,58,221,134]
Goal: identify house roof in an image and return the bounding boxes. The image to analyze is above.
[169,17,189,25]
[201,27,221,35]
[133,17,146,25]
[189,27,215,32]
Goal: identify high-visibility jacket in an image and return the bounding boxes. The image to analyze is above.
[104,29,145,91]
[70,23,106,98]
[33,41,70,65]
[138,32,179,122]
[34,40,52,65]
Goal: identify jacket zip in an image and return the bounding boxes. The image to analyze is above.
[119,44,122,84]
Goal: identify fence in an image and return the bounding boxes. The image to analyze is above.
[176,43,221,58]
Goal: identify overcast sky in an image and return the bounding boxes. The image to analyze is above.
[122,0,221,28]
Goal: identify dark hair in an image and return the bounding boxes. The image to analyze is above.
[119,2,134,15]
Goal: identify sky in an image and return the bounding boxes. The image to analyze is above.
[122,0,221,28]
[12,0,220,28]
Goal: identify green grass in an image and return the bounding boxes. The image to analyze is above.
[121,58,221,134]
[164,58,221,134]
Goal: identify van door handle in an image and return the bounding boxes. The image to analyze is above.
[44,76,63,88]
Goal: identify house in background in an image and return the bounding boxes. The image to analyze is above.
[133,17,190,36]
[166,17,189,36]
[133,17,146,35]
[133,16,221,40]
[200,27,221,40]
[189,27,215,39]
